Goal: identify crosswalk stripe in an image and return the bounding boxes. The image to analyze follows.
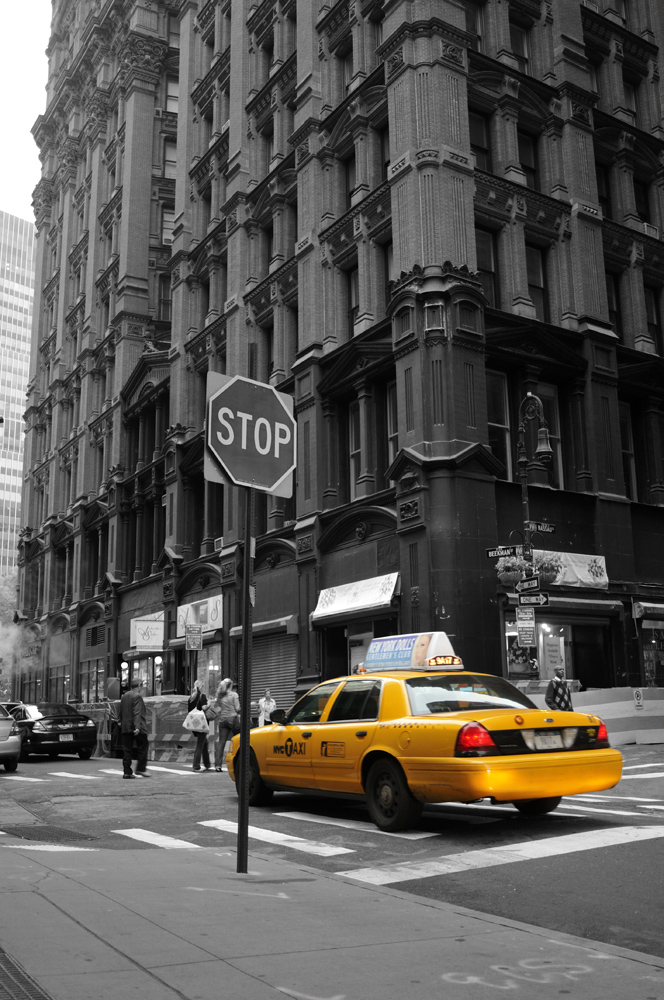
[572,794,661,802]
[0,844,98,852]
[557,803,651,817]
[112,828,201,849]
[338,825,664,885]
[2,775,48,782]
[623,763,664,769]
[275,811,439,840]
[620,772,664,780]
[98,769,125,776]
[199,818,355,857]
[48,772,99,779]
[146,765,193,776]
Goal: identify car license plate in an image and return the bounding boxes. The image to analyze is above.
[534,730,563,751]
[60,734,74,742]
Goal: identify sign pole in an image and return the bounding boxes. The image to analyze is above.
[236,486,254,874]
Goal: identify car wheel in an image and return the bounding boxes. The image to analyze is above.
[19,744,29,762]
[78,748,93,760]
[235,751,273,806]
[514,796,562,815]
[3,759,18,772]
[366,758,423,832]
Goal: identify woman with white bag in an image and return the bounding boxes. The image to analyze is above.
[214,677,241,772]
[187,679,211,771]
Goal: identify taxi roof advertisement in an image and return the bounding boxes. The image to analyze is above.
[364,632,456,670]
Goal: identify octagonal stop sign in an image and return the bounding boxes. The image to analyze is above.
[206,374,296,496]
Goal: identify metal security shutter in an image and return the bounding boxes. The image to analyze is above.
[249,635,298,713]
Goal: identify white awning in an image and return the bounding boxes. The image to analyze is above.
[311,573,400,624]
[229,615,299,638]
[633,602,664,622]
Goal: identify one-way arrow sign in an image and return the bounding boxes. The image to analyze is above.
[518,592,550,606]
[515,575,541,593]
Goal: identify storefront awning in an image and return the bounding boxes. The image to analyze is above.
[633,602,664,621]
[168,629,223,650]
[311,573,400,626]
[229,615,299,638]
[506,596,624,617]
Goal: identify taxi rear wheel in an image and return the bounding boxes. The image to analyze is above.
[3,759,18,772]
[366,758,423,832]
[513,796,561,815]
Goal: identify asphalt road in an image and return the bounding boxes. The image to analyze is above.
[1,742,663,959]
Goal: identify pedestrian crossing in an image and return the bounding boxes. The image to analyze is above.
[2,762,664,868]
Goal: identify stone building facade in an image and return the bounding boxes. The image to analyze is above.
[16,0,664,708]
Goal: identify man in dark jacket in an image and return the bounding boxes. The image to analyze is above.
[119,679,150,778]
[545,666,573,712]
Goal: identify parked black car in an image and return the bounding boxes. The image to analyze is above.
[2,703,97,760]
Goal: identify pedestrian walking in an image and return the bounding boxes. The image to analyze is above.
[118,679,150,779]
[188,679,212,771]
[258,688,277,726]
[214,678,241,771]
[545,666,573,711]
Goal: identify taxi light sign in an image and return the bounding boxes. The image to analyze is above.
[426,655,463,667]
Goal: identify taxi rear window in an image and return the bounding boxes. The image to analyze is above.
[406,674,536,715]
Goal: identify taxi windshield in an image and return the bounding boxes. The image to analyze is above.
[406,674,537,714]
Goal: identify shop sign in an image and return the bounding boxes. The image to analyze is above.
[130,611,164,651]
[177,595,222,637]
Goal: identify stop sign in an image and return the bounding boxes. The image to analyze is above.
[206,375,296,494]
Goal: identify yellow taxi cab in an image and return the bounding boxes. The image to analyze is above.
[226,632,623,831]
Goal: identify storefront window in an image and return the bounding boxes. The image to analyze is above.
[197,643,222,697]
[643,626,664,686]
[505,616,612,689]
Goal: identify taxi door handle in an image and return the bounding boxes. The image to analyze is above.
[355,731,368,738]
[302,732,312,738]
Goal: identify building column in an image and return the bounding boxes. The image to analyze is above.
[133,502,144,581]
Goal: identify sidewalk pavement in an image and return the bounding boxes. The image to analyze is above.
[1,839,663,1000]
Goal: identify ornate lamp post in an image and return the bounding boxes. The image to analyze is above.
[516,392,553,566]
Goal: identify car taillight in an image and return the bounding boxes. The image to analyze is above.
[597,721,609,745]
[455,722,497,756]
[32,721,47,732]
[85,719,96,728]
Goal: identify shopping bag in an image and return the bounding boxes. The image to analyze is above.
[183,708,209,733]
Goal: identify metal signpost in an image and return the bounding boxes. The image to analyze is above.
[204,373,296,874]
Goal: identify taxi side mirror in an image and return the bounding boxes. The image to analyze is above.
[270,709,286,725]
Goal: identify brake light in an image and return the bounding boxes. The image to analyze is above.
[85,719,96,728]
[597,721,609,745]
[32,721,47,732]
[455,722,496,753]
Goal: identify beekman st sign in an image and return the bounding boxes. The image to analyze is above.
[204,373,297,873]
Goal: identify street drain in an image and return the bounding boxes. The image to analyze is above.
[0,948,58,1000]
[1,826,97,843]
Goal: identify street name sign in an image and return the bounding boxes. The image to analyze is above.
[486,545,522,559]
[516,575,541,593]
[518,592,549,607]
[525,521,556,534]
[205,373,296,497]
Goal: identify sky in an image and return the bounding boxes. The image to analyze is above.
[0,2,52,223]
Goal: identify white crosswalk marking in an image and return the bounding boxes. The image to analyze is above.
[48,772,99,779]
[620,772,664,780]
[98,769,126,776]
[275,811,439,839]
[338,825,664,885]
[1,844,98,852]
[146,765,193,776]
[199,818,355,857]
[2,775,48,782]
[112,828,201,849]
[558,803,649,817]
[623,763,664,769]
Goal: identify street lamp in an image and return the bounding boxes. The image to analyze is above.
[516,392,553,566]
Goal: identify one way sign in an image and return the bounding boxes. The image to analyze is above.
[518,592,550,607]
